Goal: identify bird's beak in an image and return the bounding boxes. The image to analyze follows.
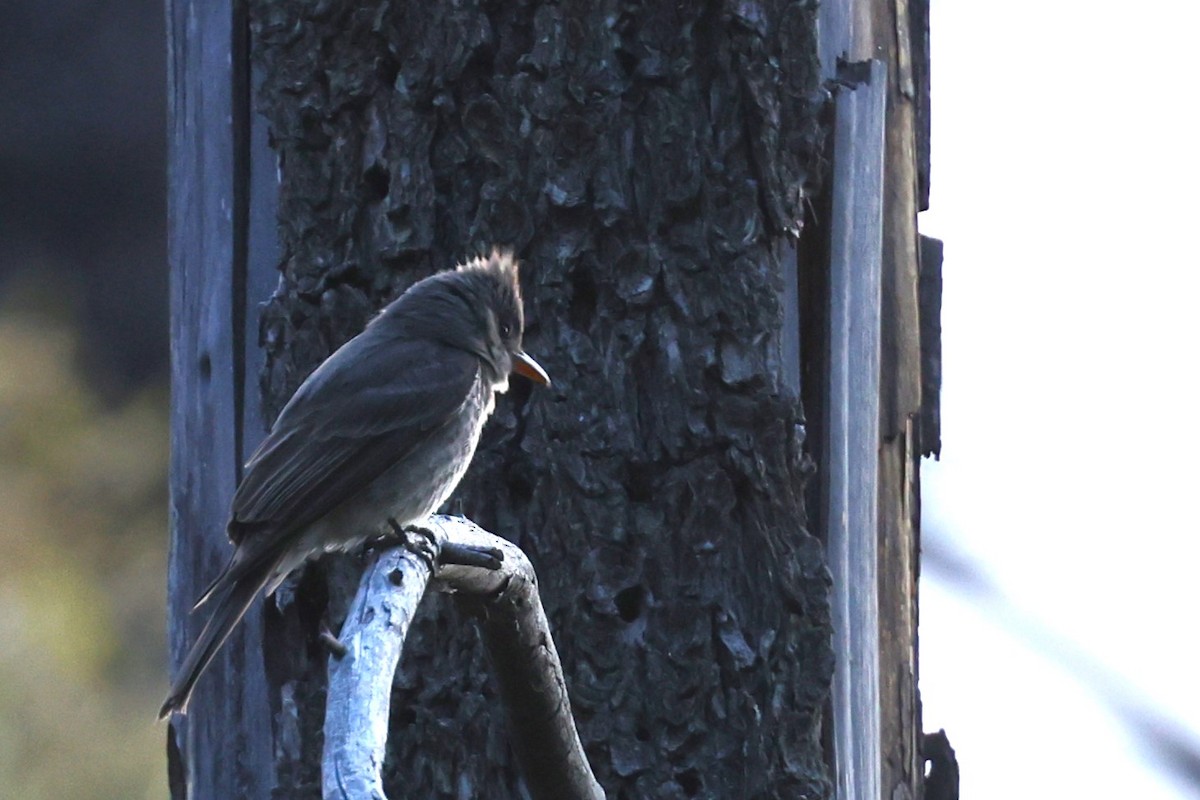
[512,351,551,386]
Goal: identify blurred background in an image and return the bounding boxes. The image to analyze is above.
[918,2,1200,797]
[0,1,1196,798]
[0,0,168,798]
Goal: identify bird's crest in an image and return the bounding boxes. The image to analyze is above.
[458,248,522,306]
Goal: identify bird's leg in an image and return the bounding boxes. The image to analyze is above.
[363,518,434,563]
[362,518,408,551]
[380,518,439,572]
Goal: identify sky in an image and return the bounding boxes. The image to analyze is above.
[917,1,1200,797]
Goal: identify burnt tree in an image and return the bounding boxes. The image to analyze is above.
[166,0,933,797]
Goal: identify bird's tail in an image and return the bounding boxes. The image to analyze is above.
[158,553,275,719]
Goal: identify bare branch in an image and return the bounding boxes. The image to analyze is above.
[321,516,604,800]
[323,537,434,800]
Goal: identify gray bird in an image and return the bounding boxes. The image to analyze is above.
[159,250,549,718]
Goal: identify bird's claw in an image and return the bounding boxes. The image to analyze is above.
[383,519,438,571]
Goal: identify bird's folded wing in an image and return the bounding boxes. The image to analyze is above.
[228,338,480,545]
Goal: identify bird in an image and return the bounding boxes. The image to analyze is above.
[159,249,550,719]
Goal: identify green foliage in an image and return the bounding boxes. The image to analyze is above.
[0,305,168,799]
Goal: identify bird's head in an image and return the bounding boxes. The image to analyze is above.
[378,249,550,391]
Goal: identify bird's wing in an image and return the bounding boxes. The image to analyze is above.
[228,336,481,545]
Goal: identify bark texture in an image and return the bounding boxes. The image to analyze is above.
[248,1,832,797]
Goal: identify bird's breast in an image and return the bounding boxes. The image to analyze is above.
[319,376,492,547]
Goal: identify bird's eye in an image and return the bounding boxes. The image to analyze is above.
[500,322,512,338]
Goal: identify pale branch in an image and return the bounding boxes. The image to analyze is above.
[322,531,434,800]
[322,515,604,800]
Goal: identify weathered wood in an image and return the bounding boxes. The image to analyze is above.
[919,235,943,459]
[323,517,602,800]
[868,5,928,798]
[816,4,932,798]
[922,730,959,800]
[818,0,853,78]
[244,61,282,443]
[165,0,274,797]
[444,520,603,800]
[824,58,887,800]
[875,51,923,442]
[911,0,932,212]
[877,422,922,800]
[323,538,434,800]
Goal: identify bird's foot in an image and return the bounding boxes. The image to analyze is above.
[383,518,439,572]
[377,519,503,571]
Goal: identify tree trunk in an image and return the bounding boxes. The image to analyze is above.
[249,1,831,797]
[166,0,951,797]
